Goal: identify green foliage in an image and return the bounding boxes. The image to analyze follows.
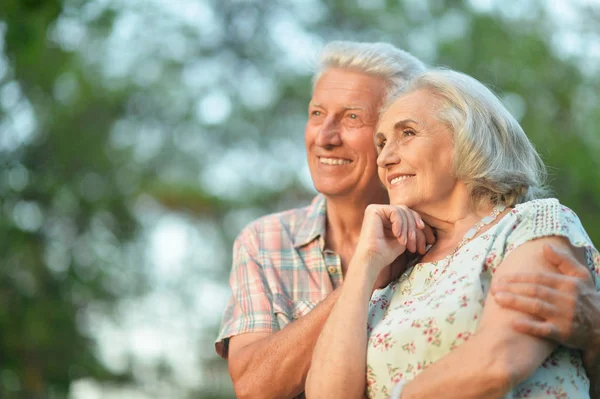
[0,0,145,396]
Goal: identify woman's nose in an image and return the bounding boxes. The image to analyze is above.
[377,142,401,168]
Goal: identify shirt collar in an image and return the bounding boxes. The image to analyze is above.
[294,194,327,248]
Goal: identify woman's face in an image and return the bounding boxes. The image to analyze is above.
[375,89,458,211]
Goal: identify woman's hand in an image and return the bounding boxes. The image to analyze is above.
[355,204,429,278]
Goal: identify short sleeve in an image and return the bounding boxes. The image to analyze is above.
[506,198,600,289]
[215,230,279,358]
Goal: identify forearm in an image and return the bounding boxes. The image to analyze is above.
[229,288,342,399]
[400,332,509,399]
[401,328,555,399]
[306,257,378,399]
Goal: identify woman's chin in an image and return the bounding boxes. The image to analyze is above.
[389,195,417,208]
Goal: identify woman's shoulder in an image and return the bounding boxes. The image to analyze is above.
[503,197,593,252]
[510,198,581,228]
[513,197,564,214]
[498,198,599,288]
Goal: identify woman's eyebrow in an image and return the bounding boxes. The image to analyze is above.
[393,119,419,130]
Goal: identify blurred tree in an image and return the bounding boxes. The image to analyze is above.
[0,0,149,397]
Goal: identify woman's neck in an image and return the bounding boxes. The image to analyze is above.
[421,201,496,243]
[414,191,499,262]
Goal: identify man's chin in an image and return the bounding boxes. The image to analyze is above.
[315,186,348,198]
[313,180,353,197]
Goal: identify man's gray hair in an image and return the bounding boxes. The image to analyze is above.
[386,68,549,207]
[313,41,427,98]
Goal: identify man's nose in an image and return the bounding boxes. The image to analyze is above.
[315,118,342,148]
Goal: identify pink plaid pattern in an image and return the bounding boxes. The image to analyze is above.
[216,194,343,358]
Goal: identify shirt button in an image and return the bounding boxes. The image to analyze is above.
[327,266,337,274]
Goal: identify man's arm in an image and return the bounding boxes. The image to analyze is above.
[491,244,600,398]
[217,229,340,399]
[228,288,341,399]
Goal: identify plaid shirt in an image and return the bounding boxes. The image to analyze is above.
[216,194,343,358]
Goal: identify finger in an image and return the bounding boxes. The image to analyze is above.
[493,292,558,318]
[423,225,436,245]
[543,243,574,267]
[393,208,407,246]
[415,228,427,254]
[404,210,417,253]
[494,271,563,288]
[411,209,425,229]
[543,244,591,279]
[409,210,425,254]
[511,319,561,342]
[491,282,561,303]
[384,207,403,241]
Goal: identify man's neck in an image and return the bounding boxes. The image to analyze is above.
[324,190,389,272]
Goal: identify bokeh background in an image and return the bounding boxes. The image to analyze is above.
[1,0,599,398]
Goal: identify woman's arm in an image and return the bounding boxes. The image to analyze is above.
[399,236,586,399]
[491,244,600,398]
[306,204,426,399]
[305,253,381,399]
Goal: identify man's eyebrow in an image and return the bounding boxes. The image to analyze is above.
[308,103,367,112]
[344,105,366,111]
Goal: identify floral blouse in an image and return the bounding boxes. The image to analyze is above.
[366,199,600,398]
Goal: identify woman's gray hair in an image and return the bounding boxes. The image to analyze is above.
[386,68,549,207]
[313,41,427,99]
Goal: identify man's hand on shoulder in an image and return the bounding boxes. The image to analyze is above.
[490,244,600,356]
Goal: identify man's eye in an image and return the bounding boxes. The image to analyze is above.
[311,110,321,116]
[349,113,358,119]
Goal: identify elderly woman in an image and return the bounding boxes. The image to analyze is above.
[305,68,600,398]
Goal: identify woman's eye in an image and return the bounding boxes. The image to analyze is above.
[403,129,415,136]
[376,139,386,149]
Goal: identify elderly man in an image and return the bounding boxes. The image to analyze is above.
[216,41,600,399]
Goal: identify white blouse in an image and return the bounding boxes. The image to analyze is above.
[366,199,600,398]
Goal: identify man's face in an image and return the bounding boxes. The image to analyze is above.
[305,68,388,201]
